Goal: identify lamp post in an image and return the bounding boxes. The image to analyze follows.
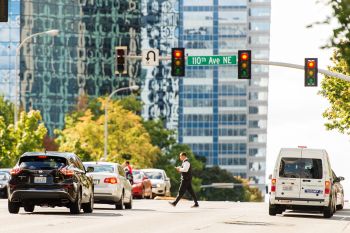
[14,29,60,128]
[103,85,139,161]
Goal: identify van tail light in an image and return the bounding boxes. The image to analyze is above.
[271,178,276,192]
[10,167,22,175]
[60,167,75,177]
[325,181,331,195]
[104,177,118,184]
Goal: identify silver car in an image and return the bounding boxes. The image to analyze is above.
[84,162,132,209]
[332,170,345,210]
[0,169,10,198]
[142,169,171,197]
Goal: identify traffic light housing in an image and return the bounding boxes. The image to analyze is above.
[115,46,127,75]
[171,48,185,77]
[0,0,8,22]
[238,50,251,79]
[304,58,318,87]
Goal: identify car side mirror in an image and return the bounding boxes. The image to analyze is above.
[268,174,272,180]
[86,167,94,173]
[165,178,170,181]
[339,176,345,181]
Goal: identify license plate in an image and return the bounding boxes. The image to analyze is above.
[93,179,100,185]
[282,186,293,191]
[34,177,47,184]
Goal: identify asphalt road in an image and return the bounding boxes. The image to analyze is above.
[0,199,349,233]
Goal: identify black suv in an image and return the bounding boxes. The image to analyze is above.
[8,152,94,214]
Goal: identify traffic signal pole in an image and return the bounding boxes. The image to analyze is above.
[125,54,350,82]
[253,60,350,83]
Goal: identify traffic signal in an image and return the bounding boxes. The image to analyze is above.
[0,0,8,22]
[115,46,127,75]
[171,48,185,77]
[304,58,318,87]
[238,50,251,79]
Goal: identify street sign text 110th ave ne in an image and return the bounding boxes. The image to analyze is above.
[187,55,237,66]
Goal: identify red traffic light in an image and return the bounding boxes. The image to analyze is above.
[241,53,248,61]
[307,60,315,68]
[174,50,182,58]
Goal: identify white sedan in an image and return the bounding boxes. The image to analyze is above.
[84,162,132,209]
[142,169,171,197]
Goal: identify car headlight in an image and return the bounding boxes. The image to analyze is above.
[156,184,161,188]
[0,184,2,188]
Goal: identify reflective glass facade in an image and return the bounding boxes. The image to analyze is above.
[0,0,20,101]
[179,0,270,192]
[20,0,141,134]
[141,0,179,129]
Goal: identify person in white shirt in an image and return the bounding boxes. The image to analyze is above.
[169,152,199,207]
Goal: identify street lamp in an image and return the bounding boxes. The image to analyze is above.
[103,85,139,161]
[14,29,60,128]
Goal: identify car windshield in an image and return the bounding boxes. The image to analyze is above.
[279,157,323,179]
[19,156,67,170]
[85,164,114,173]
[0,172,8,180]
[133,171,143,181]
[143,171,163,180]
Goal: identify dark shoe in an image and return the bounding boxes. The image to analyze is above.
[169,202,176,207]
[191,204,199,208]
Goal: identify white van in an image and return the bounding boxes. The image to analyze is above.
[269,148,337,218]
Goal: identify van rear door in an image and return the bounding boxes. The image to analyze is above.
[276,152,302,199]
[299,151,324,200]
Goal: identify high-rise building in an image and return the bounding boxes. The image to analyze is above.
[19,0,141,135]
[0,0,20,101]
[178,0,270,193]
[140,0,179,129]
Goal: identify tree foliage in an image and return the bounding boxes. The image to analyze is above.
[0,109,47,167]
[55,98,159,168]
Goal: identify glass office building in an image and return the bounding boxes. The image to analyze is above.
[141,0,179,129]
[0,0,20,101]
[19,0,141,134]
[178,0,270,192]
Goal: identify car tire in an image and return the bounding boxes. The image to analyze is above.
[24,204,35,213]
[337,204,344,210]
[8,200,20,214]
[115,192,124,210]
[269,202,277,216]
[70,190,82,214]
[323,199,333,218]
[125,194,132,209]
[82,193,94,213]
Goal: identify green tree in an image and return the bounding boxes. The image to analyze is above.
[0,110,47,167]
[0,96,14,125]
[55,98,159,167]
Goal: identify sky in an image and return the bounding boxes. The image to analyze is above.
[267,0,350,199]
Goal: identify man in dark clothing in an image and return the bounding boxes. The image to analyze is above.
[169,152,199,207]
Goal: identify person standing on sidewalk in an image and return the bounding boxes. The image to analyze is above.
[169,152,199,208]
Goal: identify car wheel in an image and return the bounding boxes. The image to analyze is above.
[115,192,124,210]
[24,204,35,213]
[323,199,333,218]
[8,200,20,214]
[125,194,132,209]
[268,202,277,216]
[82,193,94,213]
[70,190,82,214]
[337,204,344,210]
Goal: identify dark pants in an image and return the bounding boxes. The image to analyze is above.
[174,179,198,205]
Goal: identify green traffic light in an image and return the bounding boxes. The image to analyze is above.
[242,70,248,77]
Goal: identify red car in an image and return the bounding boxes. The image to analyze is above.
[132,170,153,199]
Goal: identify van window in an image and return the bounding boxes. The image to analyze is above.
[279,158,300,178]
[300,159,322,179]
[279,157,323,179]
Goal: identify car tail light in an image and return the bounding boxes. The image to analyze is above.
[325,181,331,195]
[60,167,75,177]
[37,155,48,159]
[104,177,118,184]
[271,178,276,192]
[10,167,22,175]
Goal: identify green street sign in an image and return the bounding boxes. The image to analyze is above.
[187,55,237,66]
